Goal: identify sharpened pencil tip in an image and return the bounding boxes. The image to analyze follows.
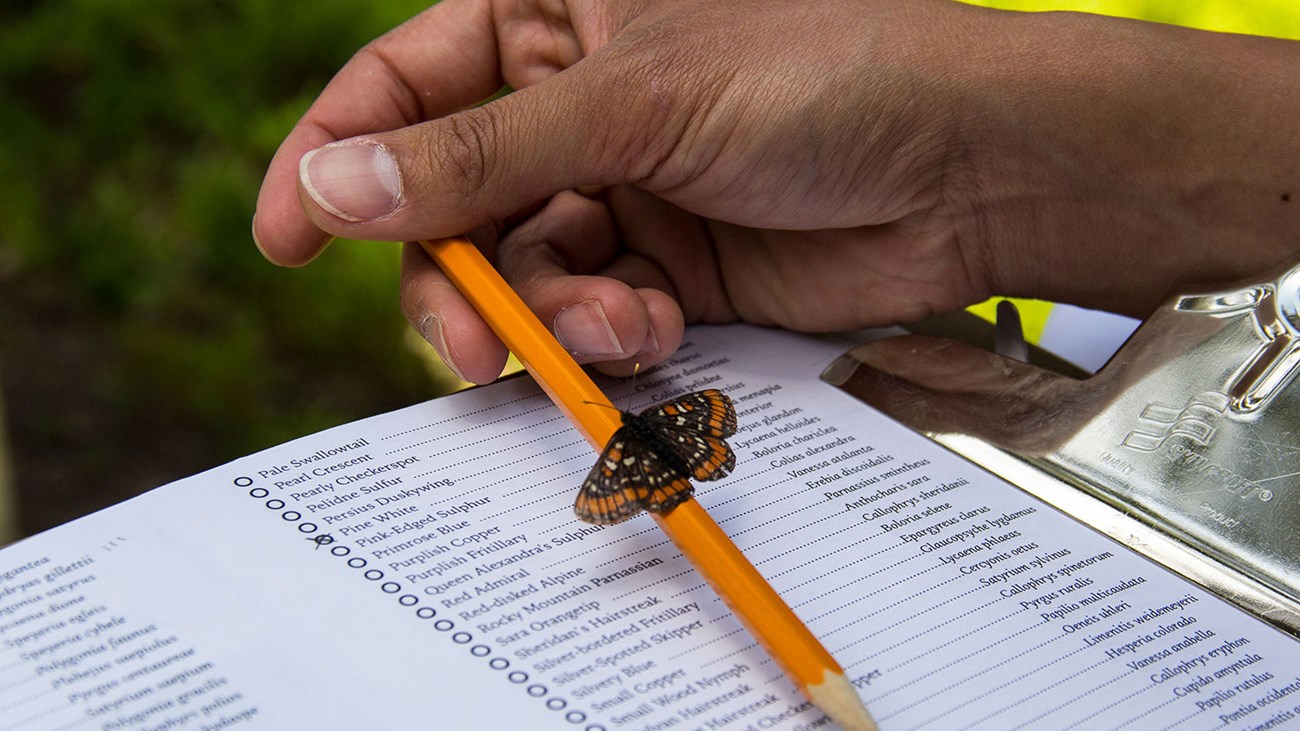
[806,670,878,731]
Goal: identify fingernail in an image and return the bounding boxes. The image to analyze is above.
[250,214,267,258]
[554,300,625,358]
[420,314,468,382]
[299,142,402,222]
[638,324,661,357]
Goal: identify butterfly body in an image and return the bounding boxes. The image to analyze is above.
[575,389,738,525]
[618,410,696,478]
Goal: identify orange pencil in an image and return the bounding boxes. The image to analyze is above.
[419,236,876,731]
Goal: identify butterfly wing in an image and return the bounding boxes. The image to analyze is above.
[644,389,737,438]
[575,426,697,525]
[575,427,645,525]
[641,389,737,481]
[627,440,697,515]
[575,390,735,524]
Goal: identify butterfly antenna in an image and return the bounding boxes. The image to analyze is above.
[621,362,642,409]
[581,399,622,413]
[584,362,647,415]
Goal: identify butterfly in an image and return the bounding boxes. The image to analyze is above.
[575,389,738,525]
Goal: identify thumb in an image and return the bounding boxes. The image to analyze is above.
[824,334,1087,455]
[296,64,662,241]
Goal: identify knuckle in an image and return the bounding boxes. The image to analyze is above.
[423,110,497,202]
[398,273,422,313]
[398,285,431,330]
[596,26,715,185]
[398,256,434,318]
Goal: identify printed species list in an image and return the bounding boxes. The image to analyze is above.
[224,326,1300,730]
[2,324,1297,730]
[1,551,258,730]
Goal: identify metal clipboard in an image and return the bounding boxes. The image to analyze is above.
[822,264,1300,637]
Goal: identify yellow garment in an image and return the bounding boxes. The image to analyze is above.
[968,298,1054,343]
[962,0,1300,39]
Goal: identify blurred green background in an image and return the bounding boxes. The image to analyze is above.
[1,0,1298,540]
[0,0,451,537]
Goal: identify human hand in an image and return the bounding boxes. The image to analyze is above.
[254,0,1300,383]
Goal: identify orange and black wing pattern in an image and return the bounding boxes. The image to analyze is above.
[574,430,695,525]
[574,389,737,525]
[641,389,737,481]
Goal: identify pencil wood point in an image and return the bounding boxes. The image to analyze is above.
[806,669,878,731]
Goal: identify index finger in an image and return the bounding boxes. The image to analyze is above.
[253,0,503,266]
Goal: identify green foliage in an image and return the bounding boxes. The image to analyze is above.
[0,0,454,532]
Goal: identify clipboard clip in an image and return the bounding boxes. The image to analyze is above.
[822,263,1300,637]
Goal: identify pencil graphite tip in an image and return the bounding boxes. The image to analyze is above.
[806,669,878,731]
